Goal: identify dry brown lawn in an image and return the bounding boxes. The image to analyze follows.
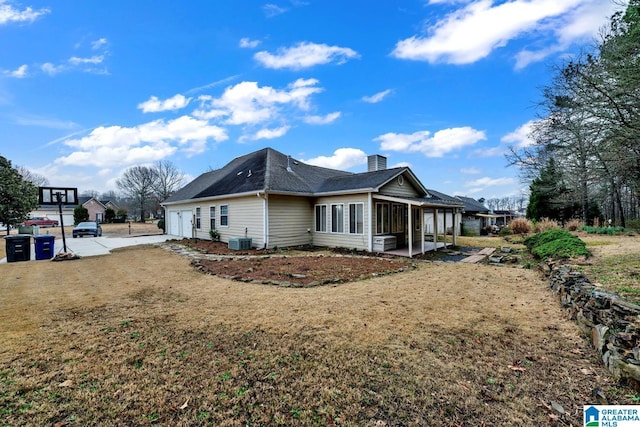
[0,229,637,426]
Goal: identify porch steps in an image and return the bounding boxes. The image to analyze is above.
[459,247,496,263]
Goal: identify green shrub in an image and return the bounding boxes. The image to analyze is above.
[626,218,640,231]
[581,226,626,235]
[73,205,89,225]
[498,226,512,236]
[157,219,165,231]
[524,229,589,260]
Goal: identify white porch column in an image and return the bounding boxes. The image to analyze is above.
[367,193,373,252]
[453,208,458,246]
[421,207,425,255]
[433,208,438,251]
[408,203,413,258]
[443,208,448,248]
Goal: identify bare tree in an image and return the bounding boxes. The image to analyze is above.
[80,189,100,199]
[116,166,158,222]
[16,166,49,187]
[153,160,185,202]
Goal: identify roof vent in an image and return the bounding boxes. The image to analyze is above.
[367,154,387,172]
[287,155,293,173]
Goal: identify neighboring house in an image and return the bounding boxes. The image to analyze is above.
[78,197,119,223]
[163,147,463,257]
[28,205,75,227]
[29,197,119,226]
[493,210,516,228]
[456,196,493,235]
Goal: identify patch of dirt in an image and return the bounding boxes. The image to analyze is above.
[194,255,414,286]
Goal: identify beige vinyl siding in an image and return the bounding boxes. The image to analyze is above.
[313,194,370,251]
[379,173,420,198]
[267,195,314,248]
[174,196,265,247]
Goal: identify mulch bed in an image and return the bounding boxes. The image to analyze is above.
[174,238,416,286]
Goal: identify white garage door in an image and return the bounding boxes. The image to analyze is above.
[168,211,180,236]
[180,210,193,238]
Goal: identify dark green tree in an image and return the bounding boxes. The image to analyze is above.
[105,207,115,223]
[74,205,89,225]
[0,156,38,234]
[526,159,575,221]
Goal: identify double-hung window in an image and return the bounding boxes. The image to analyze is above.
[195,207,201,229]
[315,205,327,232]
[209,206,216,230]
[331,204,344,233]
[220,205,228,227]
[348,203,364,234]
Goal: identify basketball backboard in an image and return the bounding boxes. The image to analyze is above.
[38,187,78,205]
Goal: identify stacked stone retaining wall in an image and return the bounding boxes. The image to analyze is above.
[549,265,640,386]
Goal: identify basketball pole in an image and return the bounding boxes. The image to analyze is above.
[55,191,68,253]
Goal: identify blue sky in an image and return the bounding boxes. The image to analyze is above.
[0,0,626,200]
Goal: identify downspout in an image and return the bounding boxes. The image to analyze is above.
[367,193,373,252]
[257,192,268,249]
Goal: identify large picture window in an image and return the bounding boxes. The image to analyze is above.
[315,205,327,232]
[195,207,201,229]
[392,204,404,233]
[349,203,364,234]
[376,202,390,234]
[220,205,229,227]
[209,206,216,230]
[331,204,344,233]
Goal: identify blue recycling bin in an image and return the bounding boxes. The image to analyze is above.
[4,235,31,262]
[34,235,56,260]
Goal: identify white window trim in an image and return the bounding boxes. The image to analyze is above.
[220,204,229,227]
[195,206,202,230]
[209,205,216,230]
[315,204,327,233]
[330,203,345,234]
[348,202,364,235]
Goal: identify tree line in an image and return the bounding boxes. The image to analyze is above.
[508,0,640,227]
[0,157,185,231]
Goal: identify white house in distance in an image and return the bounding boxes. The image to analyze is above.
[162,147,463,257]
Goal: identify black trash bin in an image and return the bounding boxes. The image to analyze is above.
[34,235,56,260]
[4,234,31,262]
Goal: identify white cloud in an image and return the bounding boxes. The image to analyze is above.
[195,78,323,126]
[138,94,192,113]
[11,113,77,129]
[243,126,291,141]
[254,42,359,70]
[460,167,481,175]
[501,119,537,147]
[239,37,260,48]
[91,38,108,50]
[0,1,49,25]
[374,126,486,157]
[69,55,105,65]
[303,148,367,170]
[392,0,619,67]
[55,115,228,167]
[362,89,392,104]
[464,176,517,188]
[303,111,341,125]
[263,3,288,17]
[3,64,27,78]
[41,62,65,75]
[473,146,505,158]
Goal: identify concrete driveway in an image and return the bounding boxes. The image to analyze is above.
[1,234,175,263]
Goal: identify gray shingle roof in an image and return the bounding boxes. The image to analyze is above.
[455,196,489,213]
[164,147,460,207]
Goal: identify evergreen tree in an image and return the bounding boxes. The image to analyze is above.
[0,156,38,234]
